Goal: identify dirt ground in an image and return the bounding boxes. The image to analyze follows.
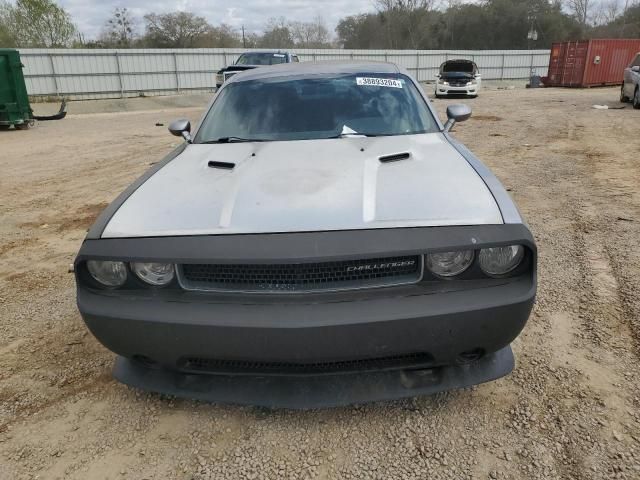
[1,86,639,480]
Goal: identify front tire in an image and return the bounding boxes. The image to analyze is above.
[620,84,629,103]
[15,123,30,130]
[634,88,640,110]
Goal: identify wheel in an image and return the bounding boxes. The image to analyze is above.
[620,84,629,103]
[634,88,640,110]
[15,122,30,130]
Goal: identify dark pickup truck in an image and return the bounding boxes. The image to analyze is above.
[216,51,299,88]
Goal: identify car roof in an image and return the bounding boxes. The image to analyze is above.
[239,50,292,55]
[227,61,403,84]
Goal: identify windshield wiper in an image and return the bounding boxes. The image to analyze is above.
[324,132,381,139]
[328,131,427,139]
[199,137,267,144]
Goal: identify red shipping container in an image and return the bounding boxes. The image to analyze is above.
[544,39,640,87]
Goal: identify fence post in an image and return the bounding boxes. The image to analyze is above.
[415,51,420,82]
[115,51,124,98]
[173,52,180,93]
[48,52,59,97]
[500,53,505,80]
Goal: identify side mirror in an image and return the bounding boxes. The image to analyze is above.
[444,104,472,132]
[169,118,192,142]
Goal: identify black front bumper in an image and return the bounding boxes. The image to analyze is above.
[113,346,515,409]
[76,224,536,408]
[79,275,534,407]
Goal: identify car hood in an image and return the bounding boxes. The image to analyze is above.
[440,72,475,80]
[221,65,257,72]
[102,134,503,238]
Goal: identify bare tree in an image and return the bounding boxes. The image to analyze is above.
[441,0,463,46]
[101,7,136,47]
[290,16,331,48]
[375,0,437,48]
[565,0,592,27]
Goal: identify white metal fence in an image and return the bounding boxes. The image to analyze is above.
[18,48,551,100]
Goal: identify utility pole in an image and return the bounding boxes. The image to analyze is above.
[242,25,246,48]
[526,10,537,51]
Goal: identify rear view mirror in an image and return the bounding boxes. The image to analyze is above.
[444,104,472,132]
[169,119,192,142]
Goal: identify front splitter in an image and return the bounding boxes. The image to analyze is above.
[113,346,514,409]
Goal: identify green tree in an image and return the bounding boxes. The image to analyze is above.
[3,0,76,47]
[0,1,17,47]
[259,17,294,48]
[143,12,210,48]
[337,14,387,48]
[336,0,584,50]
[194,23,242,48]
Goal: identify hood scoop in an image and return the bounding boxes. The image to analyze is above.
[208,161,236,170]
[379,152,410,163]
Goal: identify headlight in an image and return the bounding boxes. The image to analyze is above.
[439,80,449,85]
[466,80,477,86]
[478,245,524,276]
[87,260,127,287]
[131,262,175,286]
[426,250,474,278]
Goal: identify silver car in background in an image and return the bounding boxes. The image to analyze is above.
[621,52,640,109]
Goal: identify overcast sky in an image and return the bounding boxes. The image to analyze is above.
[56,0,379,39]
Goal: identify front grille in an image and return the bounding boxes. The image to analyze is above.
[178,255,422,293]
[178,352,434,375]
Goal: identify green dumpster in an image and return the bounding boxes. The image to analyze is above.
[0,48,33,130]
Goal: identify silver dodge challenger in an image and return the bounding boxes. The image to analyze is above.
[75,62,536,408]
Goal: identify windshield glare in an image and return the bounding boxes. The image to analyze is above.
[236,53,288,66]
[195,74,437,142]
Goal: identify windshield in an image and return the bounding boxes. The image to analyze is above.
[195,74,438,142]
[235,53,288,66]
